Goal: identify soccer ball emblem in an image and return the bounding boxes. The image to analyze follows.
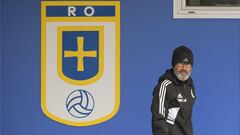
[66,89,95,118]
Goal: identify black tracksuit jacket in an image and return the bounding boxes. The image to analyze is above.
[151,69,196,135]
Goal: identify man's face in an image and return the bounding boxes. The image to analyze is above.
[174,63,192,81]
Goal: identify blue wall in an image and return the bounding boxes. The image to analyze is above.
[0,0,2,134]
[1,0,239,135]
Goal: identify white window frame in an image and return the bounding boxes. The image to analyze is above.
[174,0,240,18]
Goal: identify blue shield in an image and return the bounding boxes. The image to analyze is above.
[57,26,104,85]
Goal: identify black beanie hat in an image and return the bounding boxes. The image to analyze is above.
[172,46,193,67]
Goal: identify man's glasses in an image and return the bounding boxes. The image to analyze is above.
[176,63,192,70]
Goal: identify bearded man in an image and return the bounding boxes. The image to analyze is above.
[151,46,196,135]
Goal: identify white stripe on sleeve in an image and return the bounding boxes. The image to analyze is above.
[166,107,180,125]
[158,80,172,117]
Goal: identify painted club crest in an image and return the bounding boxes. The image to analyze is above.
[41,1,120,126]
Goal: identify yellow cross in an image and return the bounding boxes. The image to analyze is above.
[64,37,97,72]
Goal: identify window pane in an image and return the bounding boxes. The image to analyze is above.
[186,0,240,6]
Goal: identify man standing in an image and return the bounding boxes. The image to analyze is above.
[151,46,196,135]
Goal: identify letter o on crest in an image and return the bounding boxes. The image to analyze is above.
[84,6,95,16]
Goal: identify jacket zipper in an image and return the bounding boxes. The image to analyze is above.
[183,83,191,127]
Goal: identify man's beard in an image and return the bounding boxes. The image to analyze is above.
[174,68,191,81]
